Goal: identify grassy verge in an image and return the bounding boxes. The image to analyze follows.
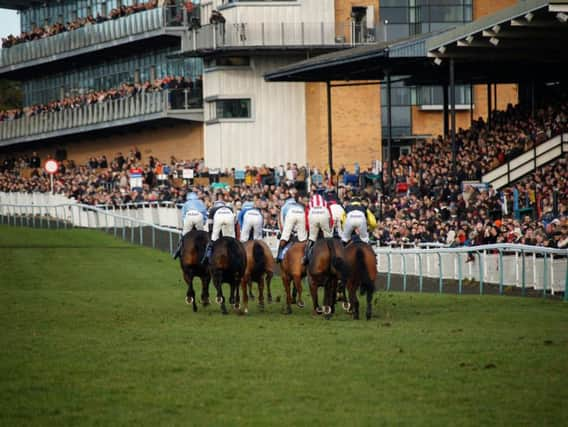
[1,225,567,426]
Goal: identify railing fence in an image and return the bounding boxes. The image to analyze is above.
[1,195,566,299]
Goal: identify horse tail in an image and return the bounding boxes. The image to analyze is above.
[226,238,246,275]
[327,239,349,282]
[252,241,266,275]
[356,246,375,297]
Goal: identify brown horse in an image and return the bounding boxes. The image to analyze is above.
[241,240,275,313]
[344,241,377,320]
[209,237,247,315]
[179,230,211,312]
[308,238,349,319]
[280,240,308,314]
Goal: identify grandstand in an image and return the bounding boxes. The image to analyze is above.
[0,0,519,170]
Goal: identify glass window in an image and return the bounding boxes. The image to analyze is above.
[214,99,251,119]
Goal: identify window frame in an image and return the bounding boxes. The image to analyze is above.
[205,96,254,124]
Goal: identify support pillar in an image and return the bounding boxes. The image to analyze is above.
[470,83,474,125]
[326,81,333,176]
[443,84,449,138]
[385,70,393,192]
[487,82,492,129]
[450,58,457,176]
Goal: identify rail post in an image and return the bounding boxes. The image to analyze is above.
[498,249,504,295]
[521,250,526,297]
[386,251,392,291]
[418,252,423,293]
[478,252,484,295]
[457,252,463,295]
[402,252,407,292]
[543,253,548,299]
[437,252,443,293]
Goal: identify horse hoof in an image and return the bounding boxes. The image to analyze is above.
[233,303,240,310]
[297,300,305,309]
[267,296,273,304]
[221,304,228,315]
[315,307,323,315]
[216,296,224,305]
[285,305,292,315]
[366,313,372,320]
[201,299,210,307]
[258,303,265,311]
[324,314,332,320]
[185,296,194,305]
[342,302,351,312]
[193,305,198,313]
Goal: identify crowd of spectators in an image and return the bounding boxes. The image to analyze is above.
[1,1,158,49]
[0,75,201,122]
[0,101,567,248]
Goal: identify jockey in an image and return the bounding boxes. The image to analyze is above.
[202,200,236,263]
[173,192,207,259]
[238,199,263,242]
[276,191,307,262]
[326,190,345,238]
[341,194,377,244]
[303,193,333,264]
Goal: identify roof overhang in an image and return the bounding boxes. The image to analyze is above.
[266,0,568,86]
[0,1,41,10]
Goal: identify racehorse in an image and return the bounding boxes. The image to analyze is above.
[209,237,247,315]
[307,238,349,319]
[179,230,211,312]
[241,240,275,313]
[344,240,377,320]
[280,239,308,314]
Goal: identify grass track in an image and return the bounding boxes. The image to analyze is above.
[0,225,567,426]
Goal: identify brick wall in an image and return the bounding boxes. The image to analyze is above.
[305,81,381,172]
[2,122,204,166]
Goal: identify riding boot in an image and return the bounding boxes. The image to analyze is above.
[201,241,213,264]
[172,237,184,259]
[276,241,286,263]
[302,240,314,265]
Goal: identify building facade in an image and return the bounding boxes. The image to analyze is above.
[0,0,518,170]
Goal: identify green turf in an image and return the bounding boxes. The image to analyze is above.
[0,225,567,426]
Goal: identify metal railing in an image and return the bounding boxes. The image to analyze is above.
[375,245,567,297]
[0,8,165,71]
[483,133,568,190]
[0,89,202,146]
[184,21,386,51]
[1,195,566,300]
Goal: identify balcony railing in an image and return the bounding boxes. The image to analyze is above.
[0,7,166,71]
[0,89,203,147]
[184,21,386,51]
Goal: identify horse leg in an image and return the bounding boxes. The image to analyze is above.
[330,278,338,315]
[293,275,305,308]
[201,274,211,306]
[266,271,273,304]
[248,280,255,301]
[322,279,333,320]
[365,286,373,320]
[241,275,249,314]
[183,271,198,313]
[349,281,360,320]
[213,272,227,315]
[282,273,293,315]
[258,276,265,311]
[310,277,321,316]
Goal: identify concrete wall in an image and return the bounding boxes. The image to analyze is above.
[2,122,204,166]
[203,56,307,169]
